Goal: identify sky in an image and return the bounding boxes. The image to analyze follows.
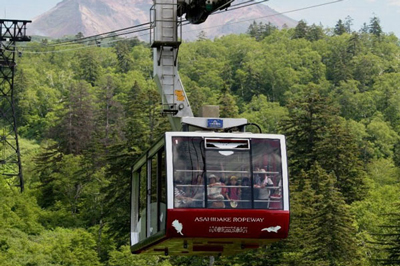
[1,0,400,37]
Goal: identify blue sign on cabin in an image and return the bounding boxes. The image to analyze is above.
[207,119,223,129]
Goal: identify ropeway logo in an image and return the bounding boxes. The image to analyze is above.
[207,119,223,129]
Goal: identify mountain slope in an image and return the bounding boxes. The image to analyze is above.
[28,0,297,40]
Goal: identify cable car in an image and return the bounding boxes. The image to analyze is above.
[130,130,289,256]
[137,1,289,256]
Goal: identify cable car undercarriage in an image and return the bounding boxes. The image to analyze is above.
[177,0,232,24]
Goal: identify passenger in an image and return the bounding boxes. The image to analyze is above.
[254,168,274,208]
[211,195,226,208]
[240,177,251,208]
[174,172,193,208]
[253,167,261,199]
[227,176,240,208]
[174,186,193,208]
[207,174,227,208]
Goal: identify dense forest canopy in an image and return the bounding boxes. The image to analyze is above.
[1,16,400,265]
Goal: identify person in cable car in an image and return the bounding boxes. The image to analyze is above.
[174,174,193,208]
[226,175,240,208]
[240,177,251,208]
[174,186,193,208]
[254,168,274,208]
[207,174,227,208]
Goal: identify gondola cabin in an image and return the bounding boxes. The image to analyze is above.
[131,131,289,256]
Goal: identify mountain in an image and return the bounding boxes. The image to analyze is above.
[28,0,297,40]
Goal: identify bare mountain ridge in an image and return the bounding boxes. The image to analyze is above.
[28,0,298,40]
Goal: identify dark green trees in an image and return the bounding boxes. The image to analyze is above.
[334,19,347,36]
[5,14,400,265]
[281,84,366,202]
[369,16,383,38]
[50,81,95,155]
[278,84,365,264]
[374,202,400,265]
[247,21,278,41]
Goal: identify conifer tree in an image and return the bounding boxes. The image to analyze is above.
[306,24,324,41]
[344,16,353,33]
[247,21,262,41]
[282,171,318,265]
[75,49,101,86]
[307,164,362,265]
[334,19,347,36]
[94,75,125,153]
[280,83,333,179]
[315,117,367,203]
[280,84,366,203]
[50,80,95,155]
[369,16,383,38]
[114,40,136,73]
[347,32,362,58]
[102,80,168,247]
[293,20,309,39]
[374,202,400,265]
[219,87,239,118]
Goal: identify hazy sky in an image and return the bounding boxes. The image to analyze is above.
[1,0,399,36]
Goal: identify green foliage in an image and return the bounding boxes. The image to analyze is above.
[281,84,367,203]
[366,113,399,159]
[108,246,171,266]
[4,17,400,265]
[334,19,347,36]
[0,228,101,266]
[373,201,400,265]
[308,166,362,265]
[241,95,288,133]
[292,20,325,41]
[369,16,383,38]
[247,21,278,41]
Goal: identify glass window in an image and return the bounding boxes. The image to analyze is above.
[149,155,158,236]
[172,137,205,208]
[205,148,251,209]
[131,171,140,245]
[159,148,166,230]
[138,166,147,241]
[252,139,283,210]
[171,136,283,210]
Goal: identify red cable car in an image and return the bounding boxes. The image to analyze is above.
[130,131,289,256]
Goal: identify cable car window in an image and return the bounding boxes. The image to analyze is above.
[252,139,283,210]
[159,148,166,231]
[149,156,158,236]
[172,137,205,208]
[138,166,147,241]
[171,136,283,210]
[206,147,251,209]
[131,171,140,246]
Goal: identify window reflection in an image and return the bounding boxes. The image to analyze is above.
[172,137,283,210]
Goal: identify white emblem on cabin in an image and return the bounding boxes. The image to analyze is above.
[172,220,184,235]
[261,226,281,233]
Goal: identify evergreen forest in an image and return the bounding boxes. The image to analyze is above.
[2,16,400,265]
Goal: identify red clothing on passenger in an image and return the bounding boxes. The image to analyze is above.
[228,187,240,200]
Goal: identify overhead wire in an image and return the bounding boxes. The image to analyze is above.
[26,0,263,48]
[33,22,152,47]
[182,0,343,34]
[16,0,343,54]
[212,0,269,14]
[18,0,273,52]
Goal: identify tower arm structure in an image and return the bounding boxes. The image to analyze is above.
[151,0,193,131]
[151,0,247,132]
